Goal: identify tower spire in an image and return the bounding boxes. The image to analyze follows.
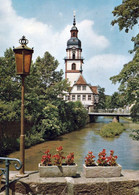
[73,10,76,26]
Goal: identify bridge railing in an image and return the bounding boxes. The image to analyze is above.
[0,157,22,195]
[89,108,130,114]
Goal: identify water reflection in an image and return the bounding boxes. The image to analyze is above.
[8,117,139,172]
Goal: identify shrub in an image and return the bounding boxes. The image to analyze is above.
[100,122,125,138]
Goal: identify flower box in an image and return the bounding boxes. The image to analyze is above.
[83,164,122,178]
[38,163,78,177]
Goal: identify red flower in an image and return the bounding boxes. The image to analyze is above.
[85,151,96,166]
[56,146,63,151]
[66,152,75,165]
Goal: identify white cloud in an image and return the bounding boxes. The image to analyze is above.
[0,0,130,94]
[86,54,131,70]
[83,54,132,94]
[78,20,110,50]
[0,0,109,62]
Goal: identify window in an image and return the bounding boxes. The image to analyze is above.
[77,95,81,100]
[82,86,86,90]
[88,95,91,100]
[82,95,86,100]
[72,63,76,70]
[72,32,75,37]
[77,85,81,91]
[65,95,70,101]
[72,49,76,59]
[72,95,75,100]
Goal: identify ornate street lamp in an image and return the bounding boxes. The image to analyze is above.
[13,36,34,175]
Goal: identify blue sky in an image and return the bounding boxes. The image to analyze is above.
[0,0,137,94]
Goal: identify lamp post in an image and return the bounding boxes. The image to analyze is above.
[13,36,34,175]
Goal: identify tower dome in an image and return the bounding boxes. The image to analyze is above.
[67,14,82,49]
[67,37,81,49]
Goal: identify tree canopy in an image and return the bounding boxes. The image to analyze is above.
[96,86,106,109]
[0,48,88,155]
[111,0,139,33]
[111,0,139,122]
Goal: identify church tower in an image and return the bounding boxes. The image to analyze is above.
[65,13,84,86]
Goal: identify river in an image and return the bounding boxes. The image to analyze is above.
[8,117,139,172]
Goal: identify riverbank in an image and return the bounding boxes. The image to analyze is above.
[1,170,139,194]
[7,118,139,171]
[0,101,89,156]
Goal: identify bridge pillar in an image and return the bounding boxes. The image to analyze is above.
[89,115,96,123]
[112,116,119,122]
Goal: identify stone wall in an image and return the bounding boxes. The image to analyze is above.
[0,170,139,195]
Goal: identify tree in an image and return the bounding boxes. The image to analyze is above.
[24,51,69,124]
[111,0,139,33]
[110,92,126,109]
[96,86,106,109]
[111,0,139,122]
[105,95,111,109]
[130,129,139,141]
[0,48,88,155]
[0,48,20,102]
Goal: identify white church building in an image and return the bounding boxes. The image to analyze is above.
[64,15,99,110]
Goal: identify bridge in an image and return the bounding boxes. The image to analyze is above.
[88,109,131,122]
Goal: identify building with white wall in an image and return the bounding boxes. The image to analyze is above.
[64,14,98,109]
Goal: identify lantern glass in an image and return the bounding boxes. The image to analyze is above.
[14,48,33,75]
[15,53,23,74]
[24,50,32,74]
[13,36,33,76]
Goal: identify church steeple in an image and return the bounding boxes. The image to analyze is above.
[65,14,84,86]
[70,12,78,39]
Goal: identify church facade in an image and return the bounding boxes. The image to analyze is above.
[64,15,99,110]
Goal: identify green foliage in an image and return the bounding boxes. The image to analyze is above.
[130,101,139,122]
[0,48,88,155]
[110,92,126,109]
[31,101,88,140]
[0,136,19,156]
[100,122,125,138]
[25,132,44,148]
[0,48,20,102]
[105,95,112,109]
[0,100,20,122]
[96,86,106,109]
[38,103,62,139]
[110,49,139,118]
[111,0,139,33]
[111,2,139,121]
[70,101,88,129]
[130,129,139,140]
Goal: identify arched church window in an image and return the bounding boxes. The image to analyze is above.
[72,63,76,70]
[73,53,75,59]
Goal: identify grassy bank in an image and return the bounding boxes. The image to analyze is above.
[100,122,125,138]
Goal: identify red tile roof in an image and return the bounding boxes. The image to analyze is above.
[75,75,87,85]
[90,86,98,94]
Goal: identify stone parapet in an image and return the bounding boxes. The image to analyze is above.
[0,170,139,195]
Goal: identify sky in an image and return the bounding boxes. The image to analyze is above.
[0,0,137,95]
